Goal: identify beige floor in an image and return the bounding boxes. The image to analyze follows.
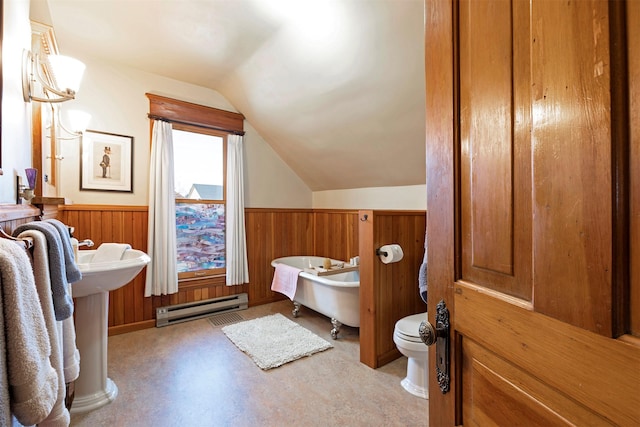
[70,300,428,427]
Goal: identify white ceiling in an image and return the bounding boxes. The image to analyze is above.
[41,0,426,191]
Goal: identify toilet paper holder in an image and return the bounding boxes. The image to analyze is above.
[375,247,388,257]
[376,244,404,264]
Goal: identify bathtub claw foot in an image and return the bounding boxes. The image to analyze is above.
[292,302,301,318]
[331,318,342,339]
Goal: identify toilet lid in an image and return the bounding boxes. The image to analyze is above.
[395,312,428,339]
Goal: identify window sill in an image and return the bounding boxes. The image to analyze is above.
[178,274,226,289]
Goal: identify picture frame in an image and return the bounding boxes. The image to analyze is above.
[80,130,133,192]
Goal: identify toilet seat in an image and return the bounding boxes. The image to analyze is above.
[394,312,427,342]
[395,331,423,343]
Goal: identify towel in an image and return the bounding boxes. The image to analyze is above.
[44,219,82,284]
[418,262,427,305]
[17,230,71,427]
[270,263,302,301]
[90,243,132,263]
[0,254,9,427]
[61,318,80,385]
[419,231,428,304]
[0,239,58,426]
[13,222,74,321]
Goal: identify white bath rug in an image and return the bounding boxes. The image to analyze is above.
[221,313,333,370]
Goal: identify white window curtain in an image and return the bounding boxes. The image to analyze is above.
[145,120,178,296]
[226,134,249,286]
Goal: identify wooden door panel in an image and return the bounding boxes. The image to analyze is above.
[461,338,611,427]
[456,283,640,426]
[460,0,614,334]
[531,0,613,336]
[459,0,532,301]
[460,0,514,276]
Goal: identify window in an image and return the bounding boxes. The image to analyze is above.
[173,128,224,199]
[173,126,226,279]
[146,93,245,285]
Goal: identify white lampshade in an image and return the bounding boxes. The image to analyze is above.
[67,109,92,133]
[48,55,86,93]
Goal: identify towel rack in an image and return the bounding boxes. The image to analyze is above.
[0,225,33,250]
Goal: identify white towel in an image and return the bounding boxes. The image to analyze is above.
[419,230,428,304]
[90,243,132,263]
[61,318,80,384]
[0,239,58,426]
[270,263,302,301]
[0,252,9,427]
[17,230,71,427]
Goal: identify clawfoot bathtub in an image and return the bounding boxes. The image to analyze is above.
[271,256,360,339]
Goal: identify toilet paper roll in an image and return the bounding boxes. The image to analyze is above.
[378,244,404,264]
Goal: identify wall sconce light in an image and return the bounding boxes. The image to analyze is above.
[22,48,86,103]
[58,109,92,139]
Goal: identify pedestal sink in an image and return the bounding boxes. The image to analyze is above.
[71,247,150,414]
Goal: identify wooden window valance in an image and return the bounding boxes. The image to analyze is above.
[146,93,245,135]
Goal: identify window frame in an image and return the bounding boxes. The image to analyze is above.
[146,93,245,287]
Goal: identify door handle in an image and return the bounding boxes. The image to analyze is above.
[419,299,450,393]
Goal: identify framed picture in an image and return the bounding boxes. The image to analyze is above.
[80,130,133,192]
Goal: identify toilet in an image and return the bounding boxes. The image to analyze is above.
[393,312,429,399]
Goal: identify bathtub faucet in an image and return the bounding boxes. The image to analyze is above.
[78,239,94,248]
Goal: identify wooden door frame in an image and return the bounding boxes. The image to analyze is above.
[425,0,457,424]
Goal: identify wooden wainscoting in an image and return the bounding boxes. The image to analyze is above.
[245,208,314,306]
[244,208,360,306]
[359,210,427,368]
[5,203,425,368]
[313,209,360,262]
[0,204,42,234]
[61,205,157,334]
[59,206,361,334]
[60,205,246,334]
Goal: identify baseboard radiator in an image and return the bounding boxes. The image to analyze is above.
[156,293,248,327]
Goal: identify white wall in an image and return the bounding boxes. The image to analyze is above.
[0,0,33,204]
[53,53,425,211]
[3,8,425,211]
[312,185,426,210]
[55,52,313,208]
[243,122,312,208]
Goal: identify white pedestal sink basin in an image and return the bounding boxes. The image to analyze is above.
[71,247,150,414]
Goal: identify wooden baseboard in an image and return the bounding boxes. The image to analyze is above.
[248,295,287,307]
[108,319,156,336]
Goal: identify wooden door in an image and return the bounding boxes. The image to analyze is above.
[425,0,640,425]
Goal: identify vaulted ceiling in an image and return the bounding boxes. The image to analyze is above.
[42,0,426,191]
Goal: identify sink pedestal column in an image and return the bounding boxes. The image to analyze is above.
[71,291,118,413]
